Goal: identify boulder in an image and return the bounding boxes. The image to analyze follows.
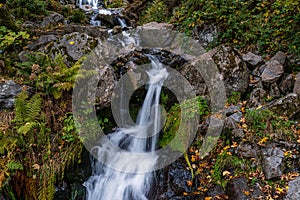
[208,45,250,96]
[262,147,284,179]
[226,177,250,200]
[279,73,294,94]
[293,72,300,95]
[238,144,257,158]
[48,32,99,64]
[41,12,65,27]
[0,80,22,109]
[261,60,284,83]
[270,51,287,67]
[242,52,264,68]
[267,93,300,118]
[285,176,300,200]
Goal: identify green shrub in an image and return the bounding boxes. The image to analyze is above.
[70,9,86,23]
[8,0,47,20]
[171,0,300,55]
[0,26,29,52]
[140,0,170,24]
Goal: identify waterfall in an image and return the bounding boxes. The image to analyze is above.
[84,55,169,199]
[78,0,100,9]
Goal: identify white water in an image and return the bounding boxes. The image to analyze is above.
[78,0,99,9]
[84,55,169,199]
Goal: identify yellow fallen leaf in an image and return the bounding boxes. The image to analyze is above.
[244,190,250,196]
[223,170,231,176]
[69,41,75,45]
[204,197,212,200]
[183,192,188,196]
[258,137,268,145]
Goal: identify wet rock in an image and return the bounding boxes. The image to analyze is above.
[279,74,294,94]
[95,66,116,109]
[48,32,98,64]
[285,176,300,200]
[267,93,300,118]
[242,52,264,68]
[113,25,122,35]
[262,147,284,179]
[193,23,218,48]
[208,45,250,96]
[238,144,257,158]
[270,51,287,67]
[41,12,65,27]
[226,177,249,200]
[232,129,245,138]
[0,80,22,109]
[225,111,242,129]
[293,72,300,95]
[261,60,284,83]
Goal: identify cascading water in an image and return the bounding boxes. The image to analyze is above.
[84,55,169,199]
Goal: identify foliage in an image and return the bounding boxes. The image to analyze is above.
[16,53,86,99]
[106,0,124,8]
[70,9,86,23]
[212,151,245,188]
[0,26,29,52]
[7,0,47,20]
[159,96,209,178]
[171,0,300,55]
[226,91,241,105]
[140,0,170,24]
[61,114,79,143]
[245,108,294,139]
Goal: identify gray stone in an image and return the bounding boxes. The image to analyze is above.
[224,112,242,129]
[270,51,287,67]
[279,74,294,94]
[226,177,249,200]
[242,52,264,68]
[269,83,281,98]
[261,60,284,83]
[208,45,250,96]
[41,12,65,27]
[238,144,256,158]
[62,25,109,39]
[267,93,300,118]
[225,105,241,116]
[293,72,300,95]
[48,32,98,64]
[262,147,284,179]
[232,128,245,138]
[285,176,300,200]
[193,23,219,48]
[0,80,22,109]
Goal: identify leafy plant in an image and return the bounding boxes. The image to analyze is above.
[61,114,79,143]
[159,96,209,178]
[140,0,170,24]
[226,91,241,105]
[7,0,47,20]
[0,26,29,52]
[70,9,86,23]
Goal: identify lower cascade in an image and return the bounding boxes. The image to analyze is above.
[84,55,169,199]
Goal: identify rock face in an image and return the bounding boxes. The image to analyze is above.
[41,12,65,27]
[293,72,300,95]
[285,176,300,200]
[262,147,284,179]
[48,32,98,63]
[0,80,22,109]
[261,60,284,83]
[267,93,300,118]
[242,52,264,68]
[208,45,249,96]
